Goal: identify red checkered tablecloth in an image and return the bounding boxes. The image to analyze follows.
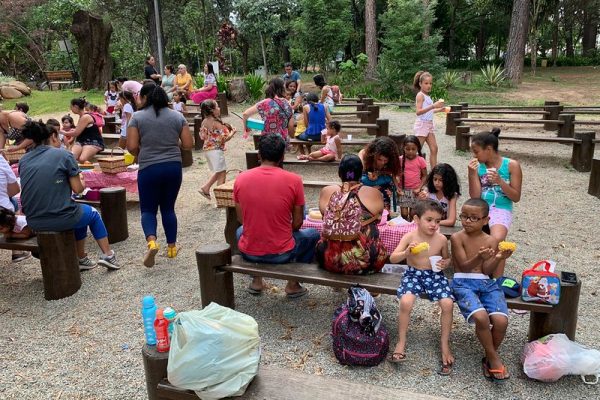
[81,170,138,193]
[302,219,417,253]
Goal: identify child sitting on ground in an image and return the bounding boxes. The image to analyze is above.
[198,99,236,200]
[450,198,513,383]
[389,199,454,375]
[297,120,342,162]
[0,206,33,240]
[418,163,460,226]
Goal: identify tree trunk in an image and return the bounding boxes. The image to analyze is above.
[530,37,538,75]
[475,14,487,61]
[146,0,165,69]
[70,11,112,90]
[551,3,559,66]
[365,0,377,79]
[582,2,599,56]
[240,37,249,74]
[422,0,430,39]
[448,0,458,63]
[259,32,268,79]
[505,0,530,85]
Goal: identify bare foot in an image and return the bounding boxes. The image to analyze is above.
[249,277,264,292]
[441,347,454,367]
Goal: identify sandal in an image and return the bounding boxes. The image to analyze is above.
[143,240,159,268]
[438,361,453,376]
[246,286,263,296]
[487,361,510,383]
[481,357,491,379]
[388,352,407,363]
[286,286,308,299]
[198,189,211,200]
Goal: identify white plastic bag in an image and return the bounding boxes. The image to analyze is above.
[167,303,261,399]
[522,333,600,383]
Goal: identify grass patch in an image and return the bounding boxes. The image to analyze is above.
[1,89,105,116]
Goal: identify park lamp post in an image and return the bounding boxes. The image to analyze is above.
[153,0,164,72]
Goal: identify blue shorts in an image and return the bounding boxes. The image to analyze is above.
[450,273,509,323]
[397,267,454,302]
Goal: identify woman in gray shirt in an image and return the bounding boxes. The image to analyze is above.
[127,84,193,267]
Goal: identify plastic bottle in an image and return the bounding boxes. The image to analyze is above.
[154,308,170,353]
[163,307,177,338]
[141,295,157,346]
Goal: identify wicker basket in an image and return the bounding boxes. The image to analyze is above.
[214,170,241,208]
[5,148,26,164]
[97,148,126,174]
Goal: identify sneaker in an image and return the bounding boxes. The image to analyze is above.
[167,246,178,258]
[144,241,159,268]
[12,252,31,263]
[98,251,120,270]
[79,256,97,271]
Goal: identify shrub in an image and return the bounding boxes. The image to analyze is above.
[244,74,266,101]
[337,53,368,85]
[194,74,205,88]
[440,71,460,89]
[216,74,228,94]
[480,64,506,87]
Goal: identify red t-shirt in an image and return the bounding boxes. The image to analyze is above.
[233,166,305,256]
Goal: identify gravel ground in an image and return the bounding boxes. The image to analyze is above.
[0,105,599,400]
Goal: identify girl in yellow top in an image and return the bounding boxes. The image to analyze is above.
[174,64,194,97]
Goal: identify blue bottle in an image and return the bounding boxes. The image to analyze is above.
[163,307,177,338]
[141,295,157,345]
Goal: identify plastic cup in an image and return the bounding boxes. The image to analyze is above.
[430,256,443,272]
[347,134,352,141]
[443,106,451,113]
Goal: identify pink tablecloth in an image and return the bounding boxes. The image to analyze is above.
[302,219,417,254]
[82,170,138,193]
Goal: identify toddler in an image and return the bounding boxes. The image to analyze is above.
[297,120,342,162]
[104,81,119,114]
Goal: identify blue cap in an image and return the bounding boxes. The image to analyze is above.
[142,295,155,308]
[496,277,521,298]
[163,307,176,320]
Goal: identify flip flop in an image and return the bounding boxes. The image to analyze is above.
[388,352,407,363]
[286,287,308,299]
[438,361,453,376]
[246,286,263,296]
[487,361,510,384]
[481,357,491,379]
[198,190,211,200]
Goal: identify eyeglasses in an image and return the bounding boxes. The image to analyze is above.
[459,214,484,223]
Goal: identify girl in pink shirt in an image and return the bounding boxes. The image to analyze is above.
[397,135,427,220]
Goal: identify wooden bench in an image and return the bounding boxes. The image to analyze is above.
[0,231,81,300]
[197,243,581,342]
[73,187,128,244]
[44,70,79,90]
[185,91,229,117]
[455,126,597,172]
[142,345,441,400]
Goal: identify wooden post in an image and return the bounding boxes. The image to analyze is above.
[252,134,261,150]
[99,187,128,244]
[375,119,389,137]
[193,115,203,151]
[446,112,461,136]
[357,103,367,123]
[543,101,562,131]
[455,126,471,152]
[388,134,406,152]
[180,148,193,167]
[37,231,81,300]
[224,207,241,254]
[246,151,260,169]
[103,115,115,134]
[196,243,234,308]
[357,94,367,102]
[558,114,575,138]
[142,345,169,400]
[459,102,468,118]
[361,98,374,112]
[217,92,229,116]
[588,159,600,199]
[367,105,379,125]
[528,279,581,341]
[570,131,595,172]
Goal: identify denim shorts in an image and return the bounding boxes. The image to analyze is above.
[76,139,105,150]
[450,273,509,323]
[397,267,454,302]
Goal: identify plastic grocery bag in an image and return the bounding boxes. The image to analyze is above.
[167,303,261,399]
[522,333,600,383]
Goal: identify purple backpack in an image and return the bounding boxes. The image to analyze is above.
[331,286,389,366]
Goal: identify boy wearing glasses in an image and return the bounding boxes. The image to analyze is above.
[450,198,514,383]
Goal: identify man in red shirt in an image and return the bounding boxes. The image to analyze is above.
[234,134,319,298]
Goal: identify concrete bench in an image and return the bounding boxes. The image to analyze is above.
[197,243,581,342]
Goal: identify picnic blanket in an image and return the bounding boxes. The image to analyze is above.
[81,170,138,193]
[302,219,417,254]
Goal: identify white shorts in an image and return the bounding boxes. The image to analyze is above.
[414,120,434,137]
[489,206,512,229]
[120,127,127,138]
[205,149,226,172]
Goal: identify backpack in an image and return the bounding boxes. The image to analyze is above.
[321,184,362,241]
[331,85,341,104]
[87,112,105,128]
[331,285,389,366]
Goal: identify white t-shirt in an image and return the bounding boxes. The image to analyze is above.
[13,215,27,233]
[105,90,119,107]
[173,102,184,112]
[120,103,134,137]
[0,157,18,211]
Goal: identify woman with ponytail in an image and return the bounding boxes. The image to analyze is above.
[296,92,331,155]
[63,97,105,162]
[127,84,194,267]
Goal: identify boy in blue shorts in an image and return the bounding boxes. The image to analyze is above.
[389,200,454,375]
[450,198,514,383]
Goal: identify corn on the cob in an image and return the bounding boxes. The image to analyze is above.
[498,241,517,252]
[410,242,430,255]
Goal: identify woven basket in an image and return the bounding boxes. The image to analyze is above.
[5,148,26,164]
[214,170,241,208]
[98,147,126,174]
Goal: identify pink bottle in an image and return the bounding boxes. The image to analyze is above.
[154,308,170,353]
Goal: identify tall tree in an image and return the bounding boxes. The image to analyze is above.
[582,0,599,55]
[505,0,530,84]
[365,0,378,79]
[529,0,546,76]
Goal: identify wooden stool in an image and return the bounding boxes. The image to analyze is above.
[100,187,128,244]
[181,148,193,167]
[37,231,81,300]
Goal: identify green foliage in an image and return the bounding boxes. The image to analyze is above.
[337,53,368,85]
[245,74,266,101]
[1,89,104,116]
[440,71,460,89]
[378,0,444,98]
[479,64,506,87]
[195,74,205,88]
[0,75,17,83]
[429,82,448,101]
[216,74,228,94]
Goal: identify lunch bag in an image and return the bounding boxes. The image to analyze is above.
[331,285,389,366]
[321,184,362,241]
[521,261,561,305]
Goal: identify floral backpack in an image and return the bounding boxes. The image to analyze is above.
[321,184,363,241]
